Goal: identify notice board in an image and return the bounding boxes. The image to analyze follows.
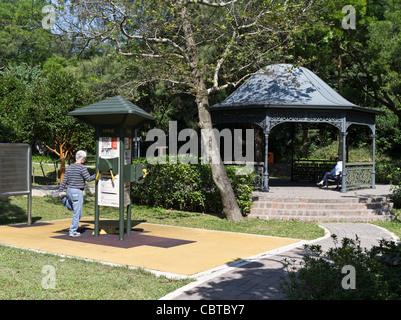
[97,137,130,207]
[0,143,32,225]
[0,144,31,196]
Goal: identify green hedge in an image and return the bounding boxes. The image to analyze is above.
[375,162,401,208]
[131,157,254,215]
[376,162,398,184]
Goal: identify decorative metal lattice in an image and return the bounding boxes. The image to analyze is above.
[253,165,264,190]
[345,163,373,191]
[267,110,345,132]
[292,160,335,182]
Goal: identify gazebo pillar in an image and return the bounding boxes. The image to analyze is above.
[341,131,348,193]
[263,131,270,192]
[372,126,376,189]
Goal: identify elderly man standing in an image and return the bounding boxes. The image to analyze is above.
[58,150,96,237]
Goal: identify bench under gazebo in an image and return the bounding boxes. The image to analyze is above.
[209,64,384,193]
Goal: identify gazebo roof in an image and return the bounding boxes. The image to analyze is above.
[210,64,382,115]
[68,95,155,128]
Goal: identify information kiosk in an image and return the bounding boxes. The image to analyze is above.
[69,96,154,240]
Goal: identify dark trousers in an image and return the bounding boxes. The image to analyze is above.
[322,172,336,186]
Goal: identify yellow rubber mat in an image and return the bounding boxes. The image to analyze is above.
[0,218,299,276]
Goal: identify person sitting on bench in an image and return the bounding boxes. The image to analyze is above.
[317,157,342,188]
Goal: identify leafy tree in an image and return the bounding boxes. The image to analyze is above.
[0,61,95,180]
[66,45,198,131]
[360,0,401,120]
[56,0,314,221]
[0,64,41,143]
[294,0,401,123]
[0,0,55,69]
[30,68,94,181]
[376,108,401,159]
[289,0,401,160]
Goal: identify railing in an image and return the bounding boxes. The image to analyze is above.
[345,162,373,191]
[292,160,374,191]
[253,165,264,190]
[292,159,335,182]
[225,160,374,192]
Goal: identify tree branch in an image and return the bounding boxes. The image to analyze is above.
[212,29,237,91]
[180,0,240,7]
[42,141,60,157]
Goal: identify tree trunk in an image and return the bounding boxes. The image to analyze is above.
[42,141,67,184]
[59,156,66,184]
[181,6,243,222]
[197,88,243,222]
[337,53,343,95]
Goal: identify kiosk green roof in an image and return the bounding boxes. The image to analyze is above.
[68,95,154,128]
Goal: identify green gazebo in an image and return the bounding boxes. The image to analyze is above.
[209,64,384,192]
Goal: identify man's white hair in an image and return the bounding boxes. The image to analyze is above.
[76,150,87,160]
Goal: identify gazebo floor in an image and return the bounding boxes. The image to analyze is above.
[250,179,394,222]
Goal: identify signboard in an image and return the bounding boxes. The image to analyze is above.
[97,137,131,207]
[0,144,31,196]
[0,143,32,224]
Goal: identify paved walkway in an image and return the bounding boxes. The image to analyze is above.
[32,182,391,199]
[32,184,94,196]
[162,223,399,300]
[256,181,392,199]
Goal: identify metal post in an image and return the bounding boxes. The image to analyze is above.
[27,193,32,225]
[119,135,125,241]
[27,146,32,225]
[372,127,376,189]
[290,123,295,181]
[126,129,133,236]
[126,204,132,236]
[134,129,138,159]
[263,131,269,192]
[341,131,347,193]
[94,129,100,237]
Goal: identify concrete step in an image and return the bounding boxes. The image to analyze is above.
[249,195,394,222]
[252,195,390,204]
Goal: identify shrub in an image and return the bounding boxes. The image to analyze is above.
[131,156,255,215]
[389,167,401,209]
[280,235,401,300]
[375,162,401,209]
[375,162,398,184]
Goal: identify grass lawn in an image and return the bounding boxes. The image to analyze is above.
[372,219,401,239]
[0,245,190,300]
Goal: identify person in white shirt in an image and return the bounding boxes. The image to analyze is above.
[317,157,343,188]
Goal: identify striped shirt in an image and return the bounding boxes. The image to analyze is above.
[59,163,96,192]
